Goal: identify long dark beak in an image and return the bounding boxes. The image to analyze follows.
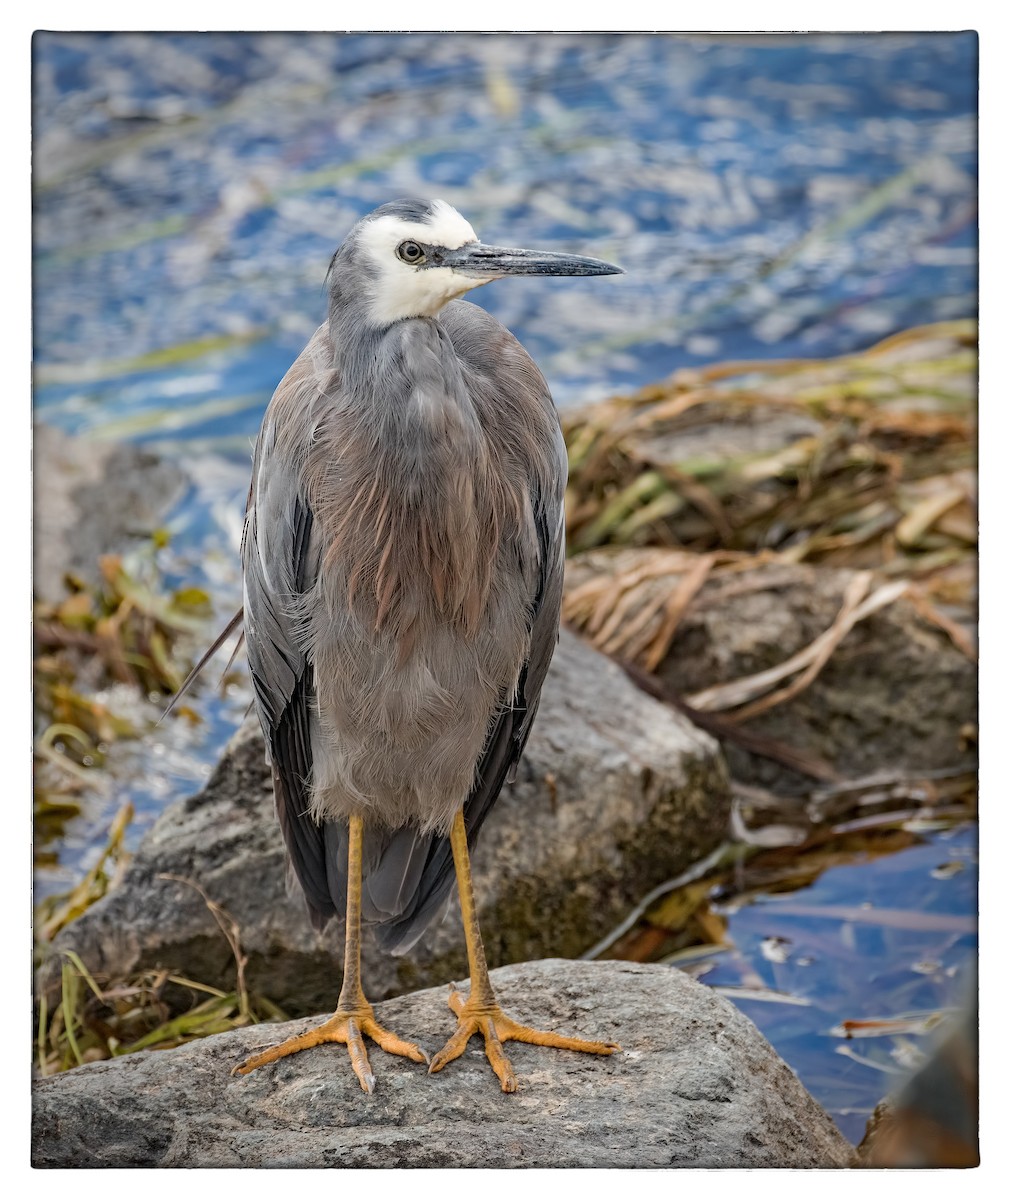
[443,242,624,277]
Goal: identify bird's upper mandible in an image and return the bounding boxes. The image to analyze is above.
[326,197,622,327]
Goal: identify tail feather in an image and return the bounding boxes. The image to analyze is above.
[322,821,443,946]
[362,825,434,922]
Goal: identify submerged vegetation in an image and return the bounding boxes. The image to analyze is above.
[33,539,211,857]
[30,539,284,1073]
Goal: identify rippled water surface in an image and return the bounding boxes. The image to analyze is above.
[35,33,977,418]
[33,32,978,1144]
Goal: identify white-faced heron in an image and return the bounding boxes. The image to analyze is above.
[228,198,623,1093]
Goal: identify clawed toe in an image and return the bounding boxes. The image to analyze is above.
[428,988,619,1093]
[233,1008,427,1093]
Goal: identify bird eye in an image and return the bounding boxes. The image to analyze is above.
[396,240,425,265]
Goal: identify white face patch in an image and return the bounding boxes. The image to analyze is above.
[355,201,485,326]
[420,199,479,251]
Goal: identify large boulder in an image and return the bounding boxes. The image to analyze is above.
[39,629,731,1015]
[31,959,854,1168]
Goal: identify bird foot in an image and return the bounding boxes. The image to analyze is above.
[232,1005,428,1094]
[427,987,620,1093]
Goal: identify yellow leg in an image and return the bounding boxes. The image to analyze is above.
[232,814,427,1093]
[428,810,619,1093]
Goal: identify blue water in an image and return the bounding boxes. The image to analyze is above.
[34,32,977,428]
[697,822,978,1145]
[32,32,978,1144]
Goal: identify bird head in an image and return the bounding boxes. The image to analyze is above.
[331,198,623,328]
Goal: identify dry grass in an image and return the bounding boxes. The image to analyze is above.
[563,319,975,572]
[563,320,976,686]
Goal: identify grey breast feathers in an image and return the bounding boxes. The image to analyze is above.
[242,303,566,950]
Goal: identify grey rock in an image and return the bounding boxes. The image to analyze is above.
[31,959,854,1168]
[41,629,731,1015]
[567,554,977,794]
[33,422,186,602]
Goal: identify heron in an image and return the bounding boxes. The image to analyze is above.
[229,198,623,1094]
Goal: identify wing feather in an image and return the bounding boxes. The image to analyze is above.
[242,393,336,928]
